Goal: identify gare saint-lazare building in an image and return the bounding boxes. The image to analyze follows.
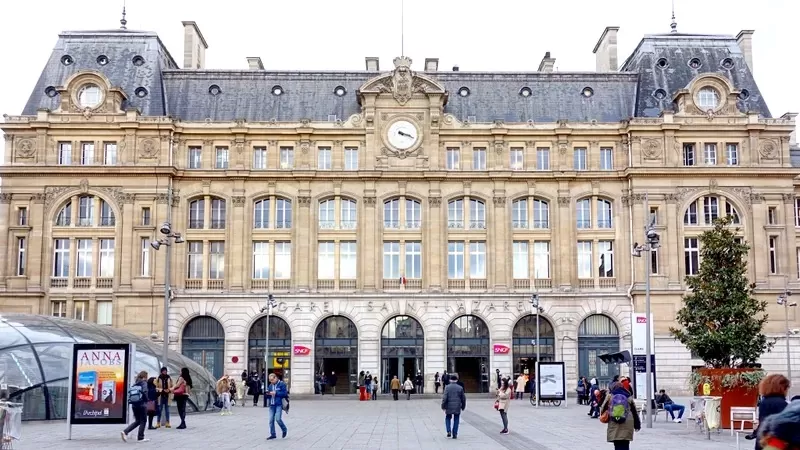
[1,18,798,395]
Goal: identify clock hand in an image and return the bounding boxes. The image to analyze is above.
[397,130,410,137]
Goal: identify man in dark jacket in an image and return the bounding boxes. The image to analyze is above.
[328,371,338,395]
[415,372,424,394]
[441,374,466,439]
[655,389,686,423]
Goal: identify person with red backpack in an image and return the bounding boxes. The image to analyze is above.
[599,380,641,450]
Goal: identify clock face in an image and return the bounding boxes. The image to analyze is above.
[386,120,419,150]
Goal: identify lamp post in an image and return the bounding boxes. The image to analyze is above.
[777,290,796,382]
[632,193,660,429]
[530,293,544,407]
[261,294,277,377]
[150,220,184,368]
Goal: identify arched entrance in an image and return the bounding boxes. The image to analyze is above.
[248,316,292,382]
[512,315,555,388]
[578,314,620,387]
[380,316,424,394]
[447,315,490,393]
[182,316,225,379]
[315,316,358,394]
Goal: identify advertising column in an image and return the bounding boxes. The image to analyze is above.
[631,313,657,400]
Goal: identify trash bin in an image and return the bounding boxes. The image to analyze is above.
[702,396,723,430]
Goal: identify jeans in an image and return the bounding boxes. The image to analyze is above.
[124,405,147,440]
[406,390,411,400]
[445,413,460,436]
[156,395,170,424]
[665,403,685,419]
[220,392,231,412]
[613,441,630,450]
[392,389,399,400]
[435,383,440,394]
[268,405,287,438]
[175,395,187,427]
[253,393,260,406]
[499,410,508,430]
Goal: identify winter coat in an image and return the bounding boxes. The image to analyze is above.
[441,382,466,415]
[756,395,791,450]
[216,378,230,395]
[403,379,414,391]
[390,378,401,390]
[328,374,338,387]
[600,386,640,442]
[265,380,288,407]
[515,375,526,393]
[496,387,512,411]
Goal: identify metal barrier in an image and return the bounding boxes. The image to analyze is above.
[0,401,23,449]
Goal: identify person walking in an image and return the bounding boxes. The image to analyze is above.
[249,373,261,406]
[515,373,526,400]
[265,373,288,440]
[216,375,232,415]
[146,377,158,430]
[599,381,640,450]
[328,371,338,396]
[496,377,512,434]
[434,372,441,394]
[121,370,150,442]
[371,377,378,400]
[404,376,414,400]
[320,372,327,396]
[748,374,790,450]
[391,375,401,400]
[154,366,173,428]
[415,372,424,394]
[756,400,800,450]
[173,367,192,429]
[441,374,466,439]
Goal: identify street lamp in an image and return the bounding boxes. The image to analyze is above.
[260,294,278,378]
[777,290,796,382]
[150,221,184,368]
[530,293,544,407]
[631,193,660,429]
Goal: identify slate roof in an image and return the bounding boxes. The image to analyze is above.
[620,33,771,118]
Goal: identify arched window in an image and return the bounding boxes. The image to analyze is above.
[683,195,741,226]
[405,199,421,229]
[210,198,226,229]
[470,199,486,229]
[597,199,613,229]
[384,199,400,229]
[188,199,205,229]
[576,199,591,229]
[533,199,549,229]
[576,197,613,229]
[54,195,115,227]
[512,199,528,229]
[99,199,115,226]
[448,199,464,229]
[276,198,292,229]
[56,202,71,226]
[383,197,422,230]
[254,198,270,228]
[319,199,335,229]
[341,199,357,229]
[77,196,94,226]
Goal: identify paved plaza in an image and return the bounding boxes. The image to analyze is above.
[15,397,747,450]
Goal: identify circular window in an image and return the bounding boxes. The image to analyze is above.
[77,84,103,108]
[134,87,148,98]
[208,84,222,96]
[653,89,667,100]
[721,58,734,70]
[697,87,720,110]
[581,87,594,98]
[519,87,532,97]
[132,55,145,66]
[97,55,109,66]
[45,86,58,98]
[688,58,702,69]
[738,89,750,100]
[458,87,470,97]
[334,86,347,97]
[61,55,74,66]
[656,58,669,69]
[272,85,284,96]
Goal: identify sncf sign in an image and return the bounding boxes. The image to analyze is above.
[493,344,511,354]
[636,317,648,324]
[292,345,311,356]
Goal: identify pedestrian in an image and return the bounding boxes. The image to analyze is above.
[588,377,599,416]
[249,373,261,406]
[155,366,173,428]
[391,375,401,400]
[372,379,378,400]
[328,371,338,396]
[599,381,640,450]
[173,367,192,429]
[121,370,150,442]
[434,372,441,394]
[265,373,288,440]
[404,376,414,400]
[415,371,424,394]
[495,377,512,434]
[238,371,248,407]
[365,371,373,398]
[515,373,526,400]
[146,377,157,430]
[756,400,800,450]
[229,377,237,407]
[747,374,790,450]
[441,374,466,439]
[216,375,232,415]
[358,370,366,400]
[320,372,327,396]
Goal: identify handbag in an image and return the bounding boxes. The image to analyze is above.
[493,400,500,410]
[146,400,156,413]
[599,411,610,423]
[173,383,186,396]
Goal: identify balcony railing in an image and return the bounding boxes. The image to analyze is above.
[317,279,334,290]
[273,279,291,290]
[512,220,528,229]
[383,279,400,290]
[405,278,422,289]
[448,220,464,229]
[208,279,224,290]
[597,220,613,229]
[578,278,594,289]
[276,221,292,229]
[254,220,270,229]
[405,220,421,229]
[96,277,113,289]
[340,220,357,230]
[319,221,336,230]
[448,279,466,290]
[384,220,400,229]
[533,220,549,229]
[534,278,552,289]
[513,279,530,289]
[210,220,226,229]
[188,219,204,229]
[185,279,202,290]
[470,278,487,290]
[77,218,94,227]
[251,278,269,289]
[50,277,68,288]
[55,217,71,226]
[382,279,421,290]
[469,220,487,230]
[73,277,91,288]
[576,220,591,229]
[599,277,617,288]
[340,279,357,290]
[99,216,116,226]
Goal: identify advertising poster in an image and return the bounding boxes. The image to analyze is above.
[537,361,566,400]
[70,343,131,425]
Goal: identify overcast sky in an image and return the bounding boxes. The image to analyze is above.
[0,0,797,122]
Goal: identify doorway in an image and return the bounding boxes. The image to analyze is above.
[446,315,490,393]
[315,316,359,395]
[512,314,556,391]
[248,315,292,385]
[181,316,225,379]
[315,357,351,393]
[578,314,620,388]
[448,356,488,393]
[380,316,424,393]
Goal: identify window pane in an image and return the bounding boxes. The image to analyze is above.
[253,241,270,279]
[469,242,486,278]
[383,242,400,279]
[447,242,464,279]
[340,242,357,279]
[275,242,291,279]
[513,241,528,279]
[405,242,422,279]
[318,242,335,279]
[534,242,550,278]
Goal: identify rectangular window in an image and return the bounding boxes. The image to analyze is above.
[683,143,695,166]
[274,242,291,279]
[253,147,267,169]
[279,147,294,169]
[103,142,117,165]
[406,199,421,229]
[140,237,151,277]
[97,301,113,325]
[769,236,779,275]
[512,241,529,279]
[797,248,800,279]
[209,241,225,279]
[703,196,719,224]
[650,247,659,274]
[78,196,94,226]
[447,241,465,279]
[211,199,226,229]
[187,241,203,279]
[58,142,72,165]
[684,238,699,275]
[188,147,202,169]
[344,147,359,170]
[99,239,115,278]
[76,239,92,277]
[768,207,778,225]
[340,241,357,280]
[577,241,593,279]
[536,148,550,170]
[649,207,658,226]
[317,147,332,170]
[16,237,26,276]
[795,199,800,227]
[470,199,486,229]
[74,301,88,321]
[726,143,739,166]
[446,148,460,170]
[600,147,613,170]
[510,148,524,170]
[472,148,486,170]
[252,241,270,279]
[51,300,67,318]
[80,142,94,165]
[17,207,27,226]
[469,241,486,278]
[405,242,422,279]
[573,148,587,170]
[383,242,400,279]
[598,241,614,278]
[140,207,151,226]
[318,241,335,279]
[215,147,229,169]
[704,143,717,165]
[534,241,550,279]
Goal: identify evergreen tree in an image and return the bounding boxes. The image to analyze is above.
[670,216,773,368]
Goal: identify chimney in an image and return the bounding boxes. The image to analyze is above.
[246,57,264,70]
[538,51,556,72]
[182,21,208,69]
[593,26,620,72]
[424,58,439,72]
[736,30,755,73]
[452,65,459,72]
[365,57,380,71]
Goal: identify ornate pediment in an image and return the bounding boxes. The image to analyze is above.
[358,56,447,105]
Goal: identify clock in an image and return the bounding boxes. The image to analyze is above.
[386,119,420,151]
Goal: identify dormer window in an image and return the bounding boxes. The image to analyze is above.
[696,87,719,111]
[78,84,102,108]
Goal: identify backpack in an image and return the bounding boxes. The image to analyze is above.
[609,393,630,423]
[128,383,143,404]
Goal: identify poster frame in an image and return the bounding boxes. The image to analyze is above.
[536,361,566,401]
[68,343,132,427]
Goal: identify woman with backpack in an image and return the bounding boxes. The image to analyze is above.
[121,370,150,443]
[599,379,641,450]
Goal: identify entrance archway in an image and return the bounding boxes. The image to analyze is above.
[578,314,620,387]
[447,315,490,393]
[315,316,358,394]
[182,316,225,379]
[248,316,292,383]
[512,315,555,391]
[380,316,424,394]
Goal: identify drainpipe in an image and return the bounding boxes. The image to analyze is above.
[626,131,635,312]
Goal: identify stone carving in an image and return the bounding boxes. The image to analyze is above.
[381,145,419,160]
[708,179,718,192]
[557,196,571,206]
[80,179,89,193]
[3,134,13,142]
[232,196,246,206]
[0,193,12,203]
[668,187,697,204]
[749,193,765,204]
[759,140,778,159]
[731,187,753,206]
[361,56,445,105]
[97,187,125,206]
[493,196,506,206]
[782,193,795,203]
[139,139,159,158]
[494,142,504,155]
[44,186,75,212]
[299,140,311,155]
[15,138,36,158]
[642,139,662,159]
[32,193,45,203]
[558,142,567,155]
[156,193,169,204]
[428,197,441,207]
[363,197,377,207]
[121,193,135,204]
[297,196,311,206]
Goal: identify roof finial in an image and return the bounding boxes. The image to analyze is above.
[670,0,677,33]
[400,0,405,57]
[120,0,128,30]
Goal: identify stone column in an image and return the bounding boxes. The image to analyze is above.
[556,191,572,288]
[0,196,10,285]
[231,196,246,291]
[119,196,135,289]
[783,194,798,279]
[29,195,45,290]
[362,195,377,290]
[296,194,312,291]
[427,194,442,291]
[492,190,508,291]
